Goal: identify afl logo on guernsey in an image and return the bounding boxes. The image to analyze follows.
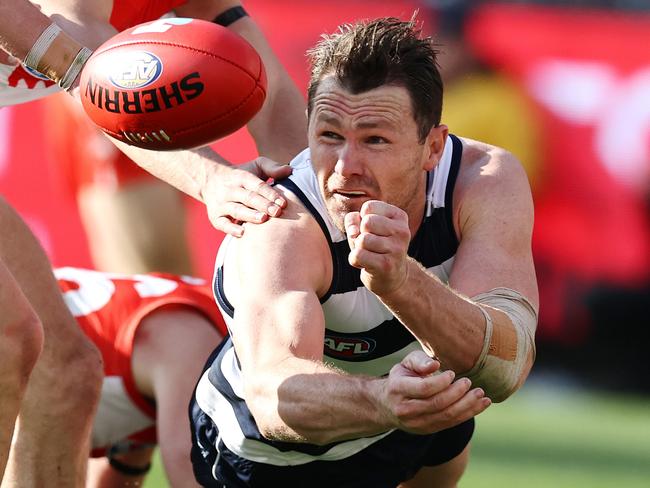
[109,51,163,89]
[324,335,376,360]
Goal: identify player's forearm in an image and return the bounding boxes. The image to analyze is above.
[0,0,89,85]
[246,357,391,446]
[378,258,487,373]
[0,0,52,57]
[112,140,230,203]
[377,259,535,401]
[247,73,307,162]
[229,17,307,162]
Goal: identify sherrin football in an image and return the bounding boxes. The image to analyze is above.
[79,18,267,150]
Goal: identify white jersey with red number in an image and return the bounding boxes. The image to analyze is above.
[0,53,61,107]
[54,267,226,456]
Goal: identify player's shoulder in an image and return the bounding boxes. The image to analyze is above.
[243,184,320,237]
[242,148,327,243]
[455,137,532,201]
[230,181,332,297]
[452,137,533,231]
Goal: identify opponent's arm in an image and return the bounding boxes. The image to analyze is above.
[131,307,223,487]
[230,191,489,445]
[175,0,308,163]
[101,0,306,235]
[0,1,301,236]
[347,143,537,402]
[0,0,101,88]
[0,1,54,56]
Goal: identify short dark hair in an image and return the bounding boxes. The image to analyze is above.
[306,16,442,143]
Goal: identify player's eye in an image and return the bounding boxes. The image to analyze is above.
[366,135,388,144]
[321,131,342,140]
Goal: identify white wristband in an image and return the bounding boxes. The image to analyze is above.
[59,46,93,90]
[23,23,62,72]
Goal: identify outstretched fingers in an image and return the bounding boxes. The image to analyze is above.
[232,171,285,216]
[206,161,294,235]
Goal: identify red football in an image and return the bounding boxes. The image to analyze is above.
[79,18,267,150]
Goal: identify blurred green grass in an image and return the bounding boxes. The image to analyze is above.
[143,379,650,487]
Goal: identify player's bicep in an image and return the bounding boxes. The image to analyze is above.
[227,195,330,374]
[133,309,223,487]
[449,160,538,308]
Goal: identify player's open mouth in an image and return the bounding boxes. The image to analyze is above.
[333,190,367,197]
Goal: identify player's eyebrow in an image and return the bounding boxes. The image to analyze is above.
[316,115,394,130]
[315,114,341,127]
[355,119,393,130]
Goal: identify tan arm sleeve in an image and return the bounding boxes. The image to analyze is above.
[462,288,538,402]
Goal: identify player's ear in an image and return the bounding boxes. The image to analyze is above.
[423,124,448,171]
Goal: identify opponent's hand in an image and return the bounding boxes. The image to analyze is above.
[345,200,411,296]
[378,351,491,434]
[204,157,292,237]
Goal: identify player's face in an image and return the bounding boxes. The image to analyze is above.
[308,76,440,233]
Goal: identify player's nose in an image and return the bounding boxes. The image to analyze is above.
[334,144,364,177]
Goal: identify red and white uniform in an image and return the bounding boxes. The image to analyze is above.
[0,56,59,107]
[55,266,226,456]
[0,0,186,107]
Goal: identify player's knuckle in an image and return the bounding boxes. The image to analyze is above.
[361,214,376,229]
[393,402,413,419]
[358,232,372,248]
[380,255,393,274]
[245,188,260,202]
[253,178,267,193]
[419,380,436,398]
[430,393,448,411]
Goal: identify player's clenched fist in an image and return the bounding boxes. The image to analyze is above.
[374,351,491,435]
[345,200,411,296]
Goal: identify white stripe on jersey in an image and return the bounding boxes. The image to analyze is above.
[428,135,454,210]
[195,369,393,466]
[92,376,154,449]
[322,256,455,334]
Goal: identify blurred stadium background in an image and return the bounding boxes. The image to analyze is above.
[1,0,649,485]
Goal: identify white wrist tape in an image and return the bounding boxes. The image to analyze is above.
[462,287,538,402]
[58,46,92,90]
[23,23,62,72]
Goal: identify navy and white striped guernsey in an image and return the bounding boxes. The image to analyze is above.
[195,134,463,467]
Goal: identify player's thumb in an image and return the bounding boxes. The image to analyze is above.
[401,350,440,376]
[256,157,292,180]
[344,212,361,251]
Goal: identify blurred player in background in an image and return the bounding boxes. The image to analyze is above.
[0,0,306,484]
[427,0,541,188]
[44,91,196,275]
[54,267,225,488]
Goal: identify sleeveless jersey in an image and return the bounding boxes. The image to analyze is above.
[55,266,226,456]
[0,0,187,107]
[197,135,464,466]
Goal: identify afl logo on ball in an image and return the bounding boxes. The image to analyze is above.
[108,51,163,89]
